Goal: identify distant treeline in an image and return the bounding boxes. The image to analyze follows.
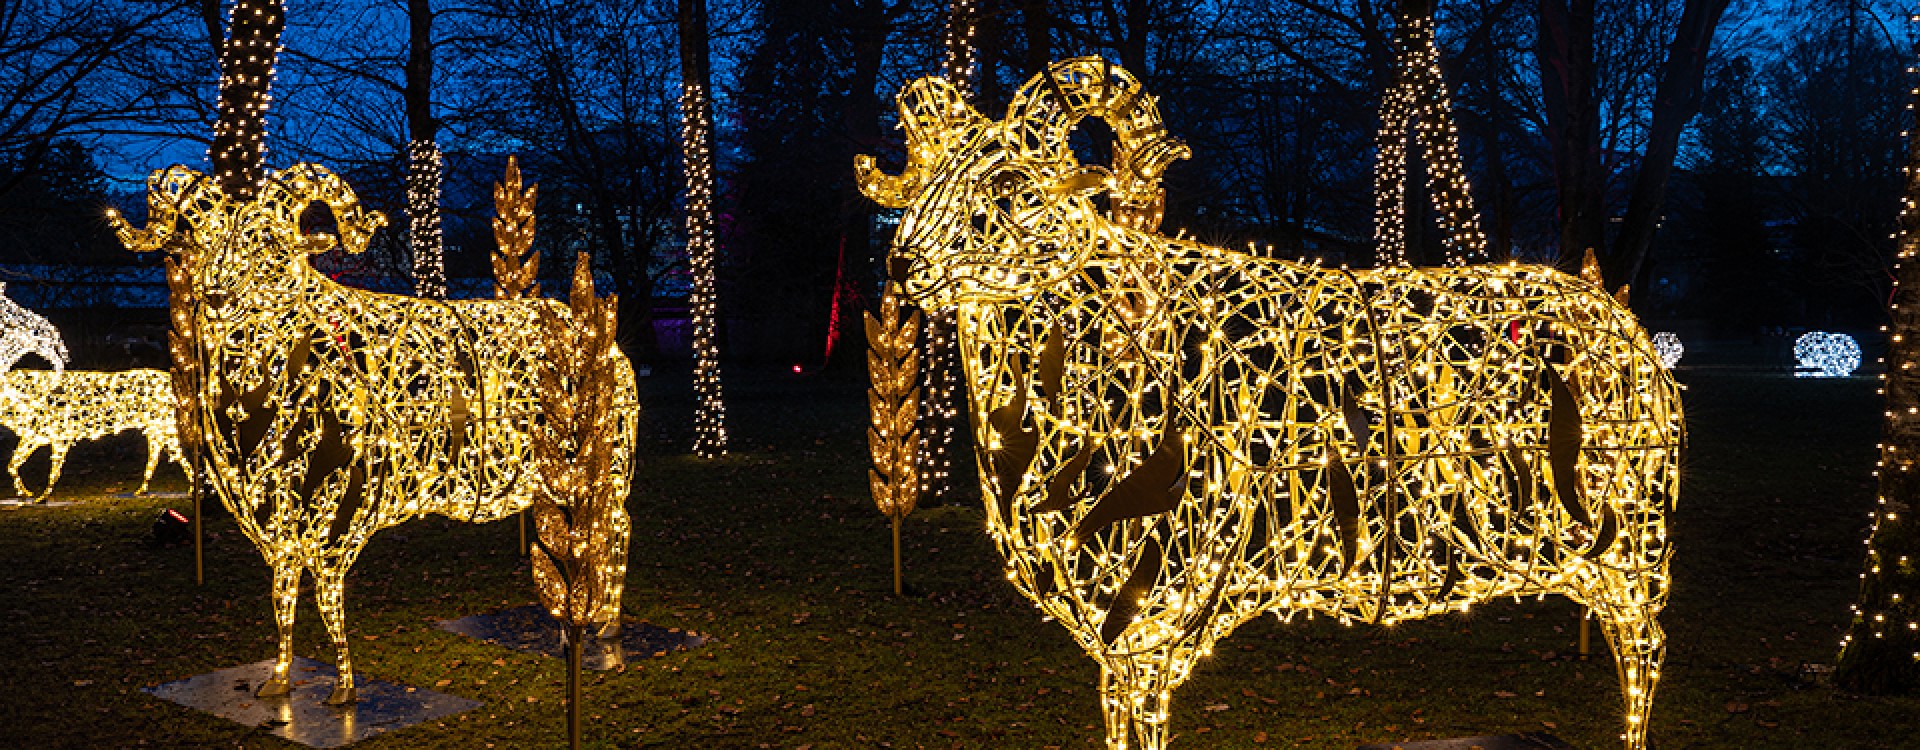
[0,0,1908,362]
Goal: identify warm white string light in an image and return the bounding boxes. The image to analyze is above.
[1373,14,1488,267]
[859,59,1681,750]
[407,139,448,299]
[1794,331,1860,378]
[112,164,638,706]
[680,0,726,457]
[208,0,284,198]
[1838,13,1920,689]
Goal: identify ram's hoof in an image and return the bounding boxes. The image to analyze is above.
[256,677,292,698]
[324,685,358,706]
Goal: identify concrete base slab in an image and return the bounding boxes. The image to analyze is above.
[142,656,481,748]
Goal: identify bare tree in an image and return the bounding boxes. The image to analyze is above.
[1535,0,1728,292]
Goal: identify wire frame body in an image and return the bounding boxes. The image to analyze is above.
[111,163,638,705]
[859,60,1684,750]
[0,369,181,498]
[0,283,69,373]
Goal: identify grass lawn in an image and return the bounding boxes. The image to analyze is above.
[1,362,1918,748]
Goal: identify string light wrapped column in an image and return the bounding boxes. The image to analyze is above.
[1837,12,1920,693]
[208,0,285,198]
[679,0,727,457]
[407,139,448,299]
[913,0,980,504]
[1372,13,1487,267]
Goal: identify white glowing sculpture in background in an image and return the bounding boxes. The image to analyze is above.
[858,59,1683,750]
[1795,331,1860,378]
[111,164,637,707]
[0,283,69,373]
[1652,332,1683,370]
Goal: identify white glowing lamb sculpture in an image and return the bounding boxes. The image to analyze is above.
[0,286,182,498]
[0,283,69,373]
[111,164,636,706]
[858,59,1684,750]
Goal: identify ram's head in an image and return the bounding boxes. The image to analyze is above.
[110,164,386,305]
[857,57,1190,309]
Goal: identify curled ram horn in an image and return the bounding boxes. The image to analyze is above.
[1003,57,1192,231]
[108,166,215,254]
[855,76,986,209]
[262,164,390,256]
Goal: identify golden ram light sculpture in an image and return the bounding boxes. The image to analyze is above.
[0,287,182,499]
[1,369,183,498]
[110,164,638,706]
[857,58,1684,750]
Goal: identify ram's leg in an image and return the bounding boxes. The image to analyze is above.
[9,438,39,498]
[137,431,164,495]
[1097,646,1191,750]
[316,570,358,705]
[39,441,69,499]
[257,564,301,698]
[1572,574,1666,750]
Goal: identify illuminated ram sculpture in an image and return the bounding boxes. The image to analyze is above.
[111,164,636,706]
[0,368,182,498]
[858,59,1683,750]
[0,286,180,499]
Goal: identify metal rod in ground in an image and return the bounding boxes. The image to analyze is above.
[1579,608,1592,657]
[566,624,582,750]
[519,511,528,556]
[193,485,203,585]
[892,514,903,596]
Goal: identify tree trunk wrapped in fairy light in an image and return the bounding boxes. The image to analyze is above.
[866,281,921,595]
[1836,11,1920,694]
[910,0,979,505]
[857,59,1682,750]
[208,0,284,198]
[1373,10,1487,267]
[532,254,635,749]
[679,0,727,457]
[405,0,445,299]
[407,139,447,298]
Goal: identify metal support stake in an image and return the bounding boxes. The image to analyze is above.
[193,485,204,585]
[1579,608,1592,658]
[519,511,528,556]
[892,514,903,596]
[566,623,583,750]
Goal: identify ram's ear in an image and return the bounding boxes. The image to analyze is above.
[1046,166,1114,198]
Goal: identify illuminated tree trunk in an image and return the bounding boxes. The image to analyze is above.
[915,0,976,503]
[679,0,727,457]
[1836,19,1920,694]
[406,0,446,299]
[208,0,285,198]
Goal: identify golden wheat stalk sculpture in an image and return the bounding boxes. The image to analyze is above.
[493,156,541,301]
[532,253,634,750]
[867,280,922,595]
